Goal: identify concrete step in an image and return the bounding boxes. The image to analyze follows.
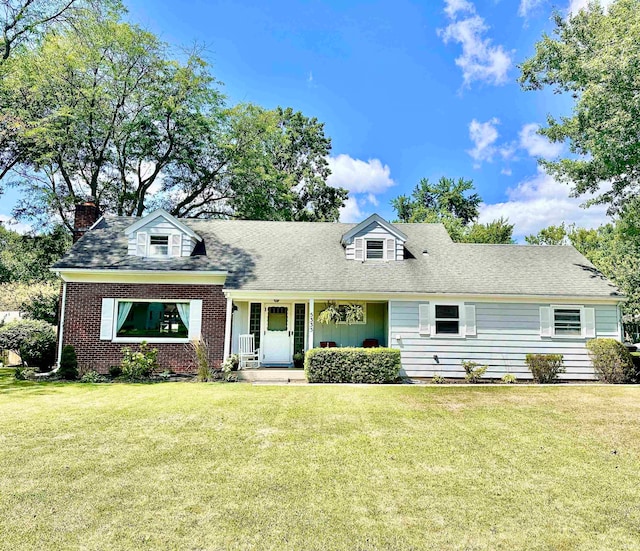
[236,368,307,383]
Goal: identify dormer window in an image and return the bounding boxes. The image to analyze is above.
[366,240,384,260]
[149,235,169,257]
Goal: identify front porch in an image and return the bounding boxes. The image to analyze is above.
[225,298,389,368]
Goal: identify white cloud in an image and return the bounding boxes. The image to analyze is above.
[439,1,513,86]
[0,214,32,234]
[501,168,512,176]
[327,154,395,194]
[519,0,546,17]
[568,0,613,15]
[478,167,609,237]
[467,118,516,166]
[339,196,366,223]
[367,193,379,206]
[519,123,563,159]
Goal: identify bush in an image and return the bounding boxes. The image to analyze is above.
[304,347,401,384]
[58,345,78,380]
[293,352,305,369]
[120,342,158,380]
[462,360,488,383]
[108,365,122,378]
[586,338,637,383]
[525,354,565,383]
[501,373,517,384]
[431,374,446,384]
[0,319,56,371]
[14,366,36,380]
[80,370,108,383]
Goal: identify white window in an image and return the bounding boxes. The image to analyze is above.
[553,307,582,336]
[434,304,461,335]
[149,235,169,256]
[366,240,384,260]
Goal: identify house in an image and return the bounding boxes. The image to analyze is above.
[51,201,625,380]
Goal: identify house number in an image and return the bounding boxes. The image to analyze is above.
[309,312,314,332]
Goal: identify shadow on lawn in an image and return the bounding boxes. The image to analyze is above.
[0,368,74,397]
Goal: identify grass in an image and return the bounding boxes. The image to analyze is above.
[1,369,640,550]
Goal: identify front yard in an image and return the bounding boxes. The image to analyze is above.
[1,369,639,550]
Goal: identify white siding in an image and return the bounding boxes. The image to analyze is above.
[344,222,404,260]
[231,301,249,354]
[127,218,197,257]
[389,301,620,380]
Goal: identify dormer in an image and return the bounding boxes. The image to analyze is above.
[124,209,202,258]
[341,214,407,261]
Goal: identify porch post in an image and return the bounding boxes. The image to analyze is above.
[308,298,314,350]
[223,297,233,360]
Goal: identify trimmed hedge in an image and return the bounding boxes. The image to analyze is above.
[304,347,401,383]
[0,319,56,371]
[586,338,637,383]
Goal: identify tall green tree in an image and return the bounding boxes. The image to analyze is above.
[391,177,514,244]
[392,177,480,225]
[519,0,640,213]
[1,0,119,63]
[0,13,347,225]
[525,223,572,245]
[162,104,346,221]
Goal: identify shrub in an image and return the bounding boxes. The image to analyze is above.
[120,342,158,380]
[189,339,211,382]
[462,360,488,383]
[14,366,36,380]
[58,345,78,380]
[293,352,305,369]
[525,354,565,383]
[80,370,108,383]
[0,319,56,371]
[431,374,446,384]
[501,373,517,384]
[632,353,640,374]
[108,365,122,378]
[304,347,401,384]
[586,338,637,383]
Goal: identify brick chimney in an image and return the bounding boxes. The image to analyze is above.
[73,198,101,243]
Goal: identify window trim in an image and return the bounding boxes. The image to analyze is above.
[112,298,192,344]
[146,234,171,258]
[431,301,465,338]
[551,304,585,339]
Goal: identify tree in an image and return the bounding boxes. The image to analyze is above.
[525,223,572,245]
[0,223,70,282]
[0,14,347,225]
[391,177,514,244]
[392,177,480,224]
[519,0,640,213]
[462,218,514,244]
[0,0,121,64]
[161,104,347,221]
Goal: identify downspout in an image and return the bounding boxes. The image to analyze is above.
[56,280,67,367]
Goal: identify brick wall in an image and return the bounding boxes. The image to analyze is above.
[62,282,227,374]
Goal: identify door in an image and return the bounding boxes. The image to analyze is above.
[261,305,293,365]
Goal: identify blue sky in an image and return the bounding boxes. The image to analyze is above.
[1,0,614,238]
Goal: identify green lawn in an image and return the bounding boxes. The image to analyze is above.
[1,370,640,550]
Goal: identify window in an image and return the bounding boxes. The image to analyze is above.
[294,303,306,355]
[116,301,189,339]
[149,235,169,256]
[267,306,288,331]
[366,240,384,260]
[434,304,460,335]
[249,302,261,349]
[553,308,582,336]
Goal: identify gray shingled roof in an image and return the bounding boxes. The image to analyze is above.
[52,216,623,299]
